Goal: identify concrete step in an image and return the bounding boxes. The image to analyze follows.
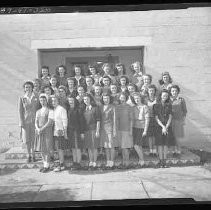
[0,148,201,170]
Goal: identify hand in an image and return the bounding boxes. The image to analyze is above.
[113,130,116,138]
[81,134,85,139]
[95,131,100,138]
[36,128,41,135]
[64,133,68,140]
[162,127,168,135]
[142,131,147,137]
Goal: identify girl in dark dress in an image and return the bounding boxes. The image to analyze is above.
[73,65,86,87]
[82,93,101,168]
[114,63,126,77]
[33,78,42,97]
[85,76,95,95]
[66,77,78,98]
[119,75,130,95]
[58,85,69,110]
[88,64,101,86]
[93,85,103,107]
[153,89,175,167]
[100,76,112,94]
[110,84,120,106]
[67,95,85,167]
[40,66,51,88]
[158,72,173,93]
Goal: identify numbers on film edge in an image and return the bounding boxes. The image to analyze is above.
[0,7,51,14]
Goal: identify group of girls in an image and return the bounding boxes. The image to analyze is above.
[18,61,187,172]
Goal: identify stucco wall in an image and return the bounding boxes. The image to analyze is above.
[0,7,210,150]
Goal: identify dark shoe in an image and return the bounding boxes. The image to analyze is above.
[50,156,54,162]
[32,157,36,162]
[149,153,154,157]
[39,167,44,172]
[42,167,50,173]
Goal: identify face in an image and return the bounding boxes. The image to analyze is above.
[24,84,33,94]
[133,63,140,73]
[51,97,58,108]
[77,87,85,96]
[171,88,178,98]
[119,94,126,103]
[103,65,110,75]
[67,80,74,88]
[89,67,96,75]
[39,97,47,107]
[103,95,110,105]
[68,97,75,108]
[44,87,52,96]
[50,78,57,87]
[110,85,117,94]
[33,81,40,90]
[161,92,169,102]
[94,86,101,95]
[83,96,90,106]
[58,67,65,76]
[86,78,93,86]
[116,65,123,72]
[103,78,110,86]
[143,76,151,85]
[75,67,81,76]
[128,85,135,94]
[134,95,141,105]
[163,75,170,84]
[59,88,66,98]
[41,68,49,77]
[148,88,156,97]
[120,78,126,86]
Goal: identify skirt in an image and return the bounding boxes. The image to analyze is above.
[84,129,100,149]
[117,131,133,149]
[172,119,185,138]
[34,132,53,153]
[21,122,35,144]
[54,136,66,150]
[100,125,115,149]
[132,127,147,146]
[68,128,84,149]
[147,117,156,137]
[154,126,176,146]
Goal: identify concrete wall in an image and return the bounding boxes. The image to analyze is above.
[0,7,211,150]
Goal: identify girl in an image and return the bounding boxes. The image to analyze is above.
[116,93,133,167]
[110,84,120,106]
[126,83,137,107]
[83,93,101,168]
[41,85,54,110]
[55,65,68,87]
[119,75,130,95]
[18,81,39,163]
[67,95,85,167]
[85,76,95,94]
[73,65,86,87]
[51,95,68,172]
[100,93,116,168]
[170,85,187,156]
[99,63,116,84]
[114,63,126,77]
[154,89,175,167]
[50,74,59,97]
[130,61,144,90]
[76,85,86,110]
[132,92,150,166]
[146,84,158,157]
[88,64,101,85]
[158,72,173,92]
[92,85,103,107]
[100,76,112,94]
[40,66,51,88]
[35,94,54,173]
[33,78,42,97]
[66,77,78,98]
[140,74,153,98]
[58,85,69,110]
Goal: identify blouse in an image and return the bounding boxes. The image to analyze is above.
[133,105,149,129]
[171,97,187,121]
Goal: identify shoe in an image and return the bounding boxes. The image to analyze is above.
[50,156,54,162]
[149,153,153,157]
[89,162,93,167]
[39,167,44,172]
[32,157,36,162]
[153,153,158,157]
[53,166,61,172]
[42,167,50,173]
[110,161,114,168]
[60,164,65,171]
[92,162,97,167]
[138,160,145,167]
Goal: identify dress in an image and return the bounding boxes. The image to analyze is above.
[111,93,120,106]
[116,103,133,148]
[53,105,68,150]
[59,97,69,110]
[132,105,149,146]
[67,108,85,149]
[100,104,116,148]
[41,76,51,88]
[93,95,102,107]
[83,106,101,149]
[34,108,54,153]
[129,72,143,90]
[67,89,78,98]
[146,97,157,137]
[57,75,68,87]
[171,97,187,139]
[18,93,39,146]
[153,102,175,146]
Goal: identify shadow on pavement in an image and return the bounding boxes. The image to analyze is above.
[0,169,18,176]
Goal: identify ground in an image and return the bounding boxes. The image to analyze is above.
[0,165,211,206]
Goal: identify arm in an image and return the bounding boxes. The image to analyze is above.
[95,106,101,137]
[113,107,116,137]
[39,110,54,132]
[181,98,187,119]
[165,114,172,130]
[143,106,150,136]
[18,97,24,127]
[61,108,68,139]
[35,111,40,132]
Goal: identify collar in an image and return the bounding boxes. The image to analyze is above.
[133,72,142,77]
[42,76,50,80]
[75,76,81,80]
[86,105,92,111]
[171,96,179,101]
[24,92,35,102]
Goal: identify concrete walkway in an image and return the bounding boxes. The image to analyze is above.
[0,166,211,203]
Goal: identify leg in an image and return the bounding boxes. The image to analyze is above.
[58,149,64,165]
[72,149,76,163]
[149,136,153,154]
[110,148,115,167]
[157,145,163,160]
[88,149,93,166]
[76,149,82,163]
[134,145,144,161]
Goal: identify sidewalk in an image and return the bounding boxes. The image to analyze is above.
[0,166,211,204]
